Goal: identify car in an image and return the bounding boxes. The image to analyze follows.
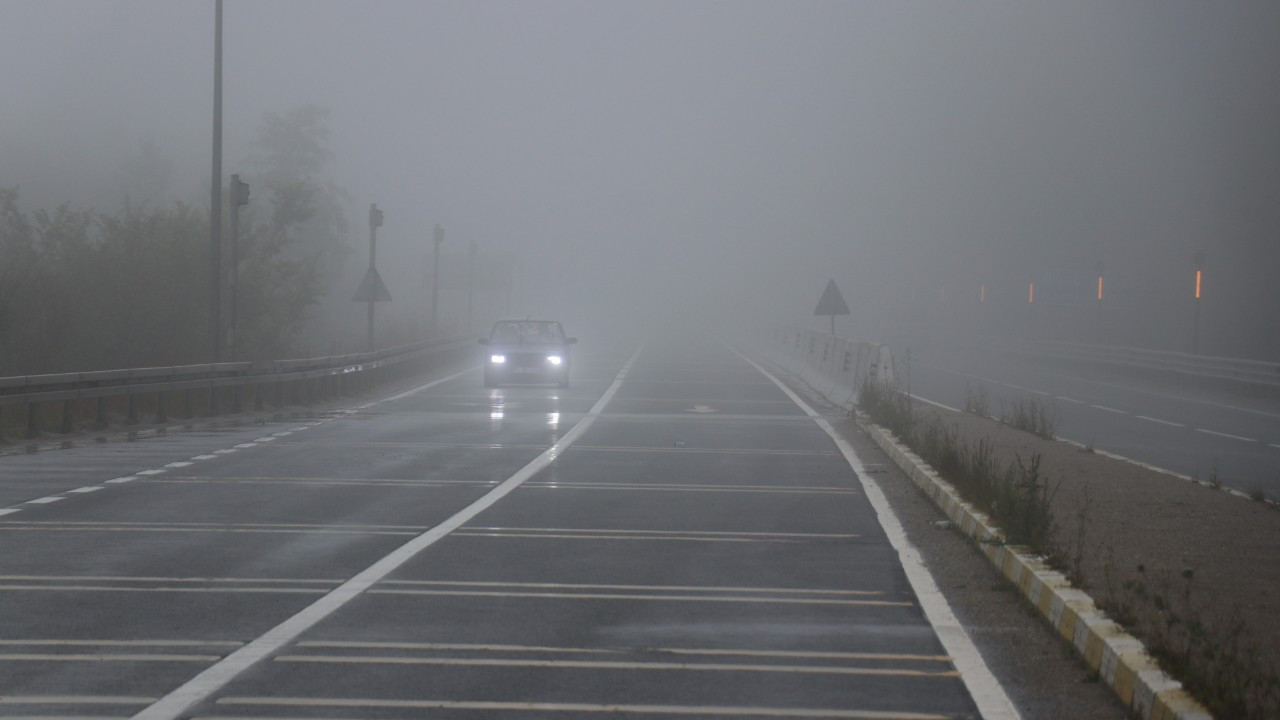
[479,319,577,388]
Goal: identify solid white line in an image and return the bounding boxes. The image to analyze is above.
[26,497,64,505]
[1089,404,1127,414]
[1136,415,1185,428]
[734,348,1022,720]
[133,348,642,720]
[274,654,951,676]
[1055,396,1086,404]
[1194,428,1257,443]
[907,393,961,413]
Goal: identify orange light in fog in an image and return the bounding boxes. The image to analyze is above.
[1097,276,1104,301]
[1028,283,1035,304]
[1195,270,1202,299]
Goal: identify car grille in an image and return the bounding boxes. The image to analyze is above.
[512,353,544,368]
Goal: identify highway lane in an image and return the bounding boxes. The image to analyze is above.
[0,336,1001,719]
[900,342,1280,495]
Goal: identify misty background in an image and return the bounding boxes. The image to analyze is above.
[2,0,1278,373]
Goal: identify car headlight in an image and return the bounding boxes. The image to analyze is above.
[490,354,506,364]
[546,355,562,365]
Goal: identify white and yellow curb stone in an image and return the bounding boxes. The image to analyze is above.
[859,417,1213,720]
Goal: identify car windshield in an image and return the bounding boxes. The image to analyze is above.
[490,321,563,344]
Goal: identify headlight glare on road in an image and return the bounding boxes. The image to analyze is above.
[490,354,506,364]
[546,355,562,365]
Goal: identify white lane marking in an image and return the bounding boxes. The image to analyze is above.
[369,580,873,595]
[66,487,103,494]
[105,477,136,484]
[275,654,952,677]
[1029,389,1052,396]
[233,443,256,449]
[191,455,219,461]
[356,366,479,410]
[1137,415,1185,428]
[1055,396,1086,404]
[271,432,292,437]
[134,348,642,720]
[1194,428,1257,443]
[0,509,22,517]
[0,639,243,647]
[290,427,309,431]
[0,653,219,662]
[26,497,64,505]
[0,575,338,584]
[215,696,954,718]
[164,462,194,469]
[458,528,858,540]
[735,348,1022,720]
[365,589,905,606]
[213,449,237,455]
[1089,404,1127,414]
[136,469,166,475]
[297,641,946,663]
[252,437,276,443]
[1271,443,1280,450]
[908,393,960,413]
[0,695,157,705]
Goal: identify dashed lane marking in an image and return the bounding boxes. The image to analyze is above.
[213,697,956,719]
[191,455,219,460]
[0,695,157,706]
[450,530,840,543]
[0,653,220,662]
[519,482,856,495]
[26,496,64,505]
[1194,428,1257,443]
[105,476,136,483]
[273,654,956,677]
[1088,404,1128,414]
[296,641,947,663]
[66,486,103,494]
[1136,415,1185,428]
[133,350,642,720]
[365,589,909,607]
[0,509,22,517]
[907,394,960,413]
[1055,396,1086,404]
[381,580,875,595]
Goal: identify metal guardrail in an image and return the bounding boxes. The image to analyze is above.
[0,334,476,440]
[1000,339,1280,388]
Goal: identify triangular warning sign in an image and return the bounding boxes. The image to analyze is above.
[814,279,849,316]
[352,267,392,302]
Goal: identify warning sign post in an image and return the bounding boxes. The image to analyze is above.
[814,279,850,335]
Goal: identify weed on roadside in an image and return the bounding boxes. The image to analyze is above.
[1002,395,1059,440]
[963,383,990,418]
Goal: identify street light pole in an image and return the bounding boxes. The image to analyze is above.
[466,240,476,330]
[430,224,444,337]
[1192,251,1205,354]
[367,203,383,350]
[209,0,223,363]
[228,174,249,360]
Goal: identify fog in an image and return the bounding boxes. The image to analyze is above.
[2,1,1278,365]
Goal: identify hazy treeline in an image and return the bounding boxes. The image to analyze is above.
[0,106,351,375]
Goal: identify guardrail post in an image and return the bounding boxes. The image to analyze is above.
[27,402,40,439]
[154,391,167,424]
[61,399,75,434]
[126,394,139,425]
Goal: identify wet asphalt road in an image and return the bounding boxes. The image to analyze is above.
[0,336,984,719]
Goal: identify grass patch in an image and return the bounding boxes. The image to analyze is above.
[1002,395,1059,440]
[963,383,990,417]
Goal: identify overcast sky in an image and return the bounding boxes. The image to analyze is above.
[2,1,1278,353]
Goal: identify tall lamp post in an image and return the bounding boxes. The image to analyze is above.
[430,224,444,337]
[228,174,249,360]
[1095,261,1104,344]
[466,240,477,330]
[1192,251,1205,354]
[209,0,223,363]
[367,203,384,350]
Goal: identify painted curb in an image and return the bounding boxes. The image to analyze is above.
[859,417,1213,720]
